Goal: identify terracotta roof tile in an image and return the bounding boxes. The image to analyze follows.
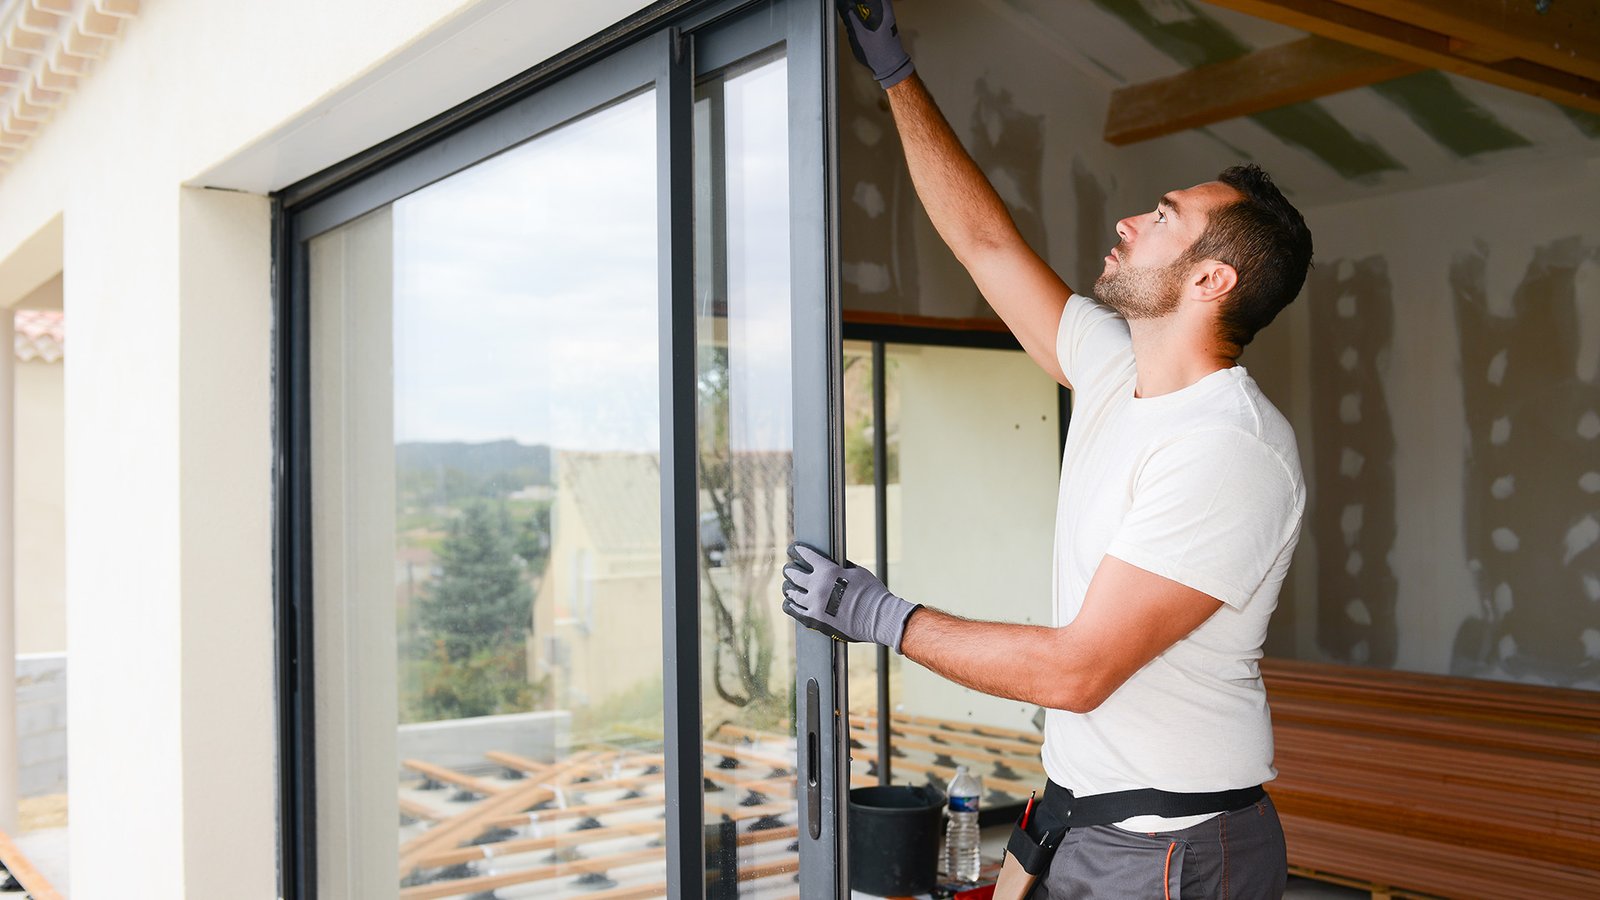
[13,310,63,363]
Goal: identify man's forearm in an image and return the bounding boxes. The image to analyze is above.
[885,74,1021,264]
[898,607,1101,713]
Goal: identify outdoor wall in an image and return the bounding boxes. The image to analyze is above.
[1249,156,1600,691]
[14,654,66,800]
[14,338,65,655]
[0,0,656,897]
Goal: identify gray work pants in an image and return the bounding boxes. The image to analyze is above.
[1029,795,1288,899]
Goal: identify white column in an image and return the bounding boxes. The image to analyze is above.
[1,308,17,834]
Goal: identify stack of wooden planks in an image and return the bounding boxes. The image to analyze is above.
[1264,658,1600,899]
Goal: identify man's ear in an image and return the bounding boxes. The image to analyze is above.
[1188,259,1238,304]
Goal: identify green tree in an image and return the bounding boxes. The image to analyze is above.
[515,501,553,581]
[410,500,536,720]
[697,345,784,720]
[412,640,535,722]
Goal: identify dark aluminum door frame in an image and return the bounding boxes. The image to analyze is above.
[689,3,846,895]
[777,2,848,898]
[272,2,846,897]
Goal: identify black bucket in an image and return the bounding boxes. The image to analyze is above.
[847,784,946,895]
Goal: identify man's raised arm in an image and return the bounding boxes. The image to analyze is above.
[838,0,1074,387]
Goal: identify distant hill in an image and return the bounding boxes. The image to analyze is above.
[397,440,551,501]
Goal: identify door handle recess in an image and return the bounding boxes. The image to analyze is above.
[805,676,820,840]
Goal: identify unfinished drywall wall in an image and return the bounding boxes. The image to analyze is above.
[1451,237,1600,685]
[838,0,1146,320]
[1255,156,1600,690]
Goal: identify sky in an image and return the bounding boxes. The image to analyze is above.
[378,58,793,454]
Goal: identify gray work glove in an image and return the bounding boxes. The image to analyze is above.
[836,0,914,89]
[781,542,920,653]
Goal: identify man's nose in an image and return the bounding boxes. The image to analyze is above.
[1115,217,1134,242]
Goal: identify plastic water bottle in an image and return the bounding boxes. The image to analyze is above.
[943,765,983,882]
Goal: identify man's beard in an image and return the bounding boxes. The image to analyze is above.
[1094,253,1187,320]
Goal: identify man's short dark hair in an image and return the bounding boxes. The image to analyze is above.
[1181,164,1313,351]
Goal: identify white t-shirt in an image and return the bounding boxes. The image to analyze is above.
[1042,293,1306,831]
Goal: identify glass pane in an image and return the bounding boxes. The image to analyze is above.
[841,341,893,741]
[694,51,802,897]
[846,344,1056,813]
[310,90,671,899]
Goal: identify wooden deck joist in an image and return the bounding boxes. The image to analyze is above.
[849,713,1044,757]
[400,818,799,900]
[0,827,64,900]
[846,726,1045,774]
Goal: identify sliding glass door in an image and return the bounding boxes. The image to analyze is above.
[277,2,845,897]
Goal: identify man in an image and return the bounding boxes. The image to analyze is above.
[780,2,1314,897]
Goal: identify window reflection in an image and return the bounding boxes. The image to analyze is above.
[695,52,805,896]
[313,90,683,898]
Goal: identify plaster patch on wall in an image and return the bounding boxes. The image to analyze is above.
[1310,256,1399,665]
[853,182,886,219]
[1451,237,1600,686]
[843,261,892,294]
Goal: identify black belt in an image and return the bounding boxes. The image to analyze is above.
[1038,779,1265,829]
[1004,780,1267,877]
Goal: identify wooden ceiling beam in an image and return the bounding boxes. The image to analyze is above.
[1104,35,1421,145]
[1201,0,1600,114]
[1334,0,1599,83]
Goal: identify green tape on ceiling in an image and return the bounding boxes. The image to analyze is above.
[1089,0,1251,67]
[1559,106,1600,138]
[1371,72,1530,157]
[1090,0,1401,179]
[1197,127,1255,163]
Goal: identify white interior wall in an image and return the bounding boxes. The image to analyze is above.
[893,345,1059,734]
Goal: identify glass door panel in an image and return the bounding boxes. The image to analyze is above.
[840,341,892,746]
[292,3,842,897]
[694,49,803,897]
[309,90,673,899]
[843,343,1057,815]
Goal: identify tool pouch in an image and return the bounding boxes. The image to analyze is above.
[992,807,1057,900]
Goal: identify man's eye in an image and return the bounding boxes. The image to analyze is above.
[1155,209,1167,224]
